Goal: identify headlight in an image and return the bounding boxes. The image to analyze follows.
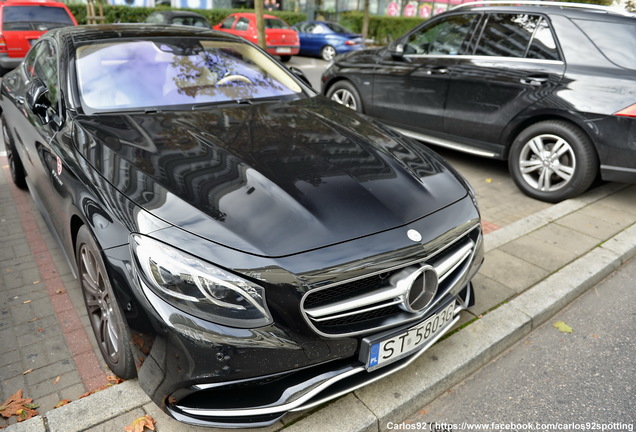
[131,235,272,328]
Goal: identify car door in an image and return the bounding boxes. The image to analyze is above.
[16,38,70,243]
[299,22,323,53]
[368,13,483,135]
[444,13,565,156]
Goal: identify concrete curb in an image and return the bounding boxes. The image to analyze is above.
[6,184,636,432]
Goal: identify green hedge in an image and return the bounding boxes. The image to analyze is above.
[66,4,306,26]
[339,12,422,43]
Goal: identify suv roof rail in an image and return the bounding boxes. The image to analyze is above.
[451,1,633,16]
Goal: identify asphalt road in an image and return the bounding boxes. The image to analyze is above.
[399,256,636,432]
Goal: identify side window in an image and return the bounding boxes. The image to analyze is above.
[220,16,235,29]
[235,18,249,31]
[527,18,559,60]
[404,14,480,56]
[32,40,60,108]
[146,14,163,24]
[475,14,559,60]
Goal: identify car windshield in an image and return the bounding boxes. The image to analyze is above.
[265,18,289,29]
[171,16,209,28]
[75,38,304,112]
[324,22,352,34]
[3,6,74,31]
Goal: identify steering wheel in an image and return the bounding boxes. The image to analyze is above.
[216,74,253,86]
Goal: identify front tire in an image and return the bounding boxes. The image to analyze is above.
[508,120,598,203]
[3,120,27,189]
[76,226,136,379]
[326,80,363,113]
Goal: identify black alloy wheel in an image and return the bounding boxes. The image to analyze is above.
[76,226,136,379]
[509,120,598,203]
[3,121,27,189]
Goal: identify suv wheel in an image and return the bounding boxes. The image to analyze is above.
[509,120,598,203]
[327,81,363,113]
[76,225,137,379]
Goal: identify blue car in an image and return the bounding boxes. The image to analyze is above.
[293,20,364,61]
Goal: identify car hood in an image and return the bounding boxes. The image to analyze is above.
[73,97,468,257]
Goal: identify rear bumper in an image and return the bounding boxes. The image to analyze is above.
[0,54,22,70]
[267,45,300,56]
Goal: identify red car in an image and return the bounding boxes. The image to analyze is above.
[213,12,299,62]
[0,0,77,74]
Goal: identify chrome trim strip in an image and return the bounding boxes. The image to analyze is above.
[310,298,404,322]
[390,126,498,158]
[304,240,473,320]
[600,164,636,174]
[404,53,564,66]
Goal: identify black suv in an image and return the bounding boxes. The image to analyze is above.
[322,2,636,202]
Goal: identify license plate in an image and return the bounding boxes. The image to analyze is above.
[363,301,456,371]
[276,47,291,54]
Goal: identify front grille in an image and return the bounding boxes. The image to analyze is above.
[301,227,479,337]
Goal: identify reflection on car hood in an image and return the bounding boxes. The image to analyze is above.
[74,97,467,257]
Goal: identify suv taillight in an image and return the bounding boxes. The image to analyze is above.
[0,34,6,53]
[615,104,636,118]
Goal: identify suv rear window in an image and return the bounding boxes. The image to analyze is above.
[3,6,74,31]
[475,14,559,60]
[573,19,636,70]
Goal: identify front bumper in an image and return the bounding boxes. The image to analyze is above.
[167,290,473,428]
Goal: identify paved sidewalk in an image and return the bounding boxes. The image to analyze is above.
[1,148,635,431]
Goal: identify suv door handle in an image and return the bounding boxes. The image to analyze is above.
[520,75,549,86]
[425,66,448,75]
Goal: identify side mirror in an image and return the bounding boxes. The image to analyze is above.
[26,77,51,125]
[288,66,314,89]
[388,41,405,60]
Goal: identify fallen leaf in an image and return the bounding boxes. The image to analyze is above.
[53,376,60,385]
[0,390,39,422]
[124,414,156,432]
[32,281,40,285]
[23,300,32,304]
[553,321,573,333]
[485,178,493,183]
[55,289,65,294]
[53,400,71,409]
[22,369,33,375]
[107,376,125,385]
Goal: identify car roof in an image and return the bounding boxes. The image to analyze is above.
[149,10,207,19]
[1,0,69,6]
[450,1,635,20]
[228,12,282,19]
[47,23,240,44]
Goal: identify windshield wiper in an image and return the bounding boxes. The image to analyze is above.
[191,97,282,110]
